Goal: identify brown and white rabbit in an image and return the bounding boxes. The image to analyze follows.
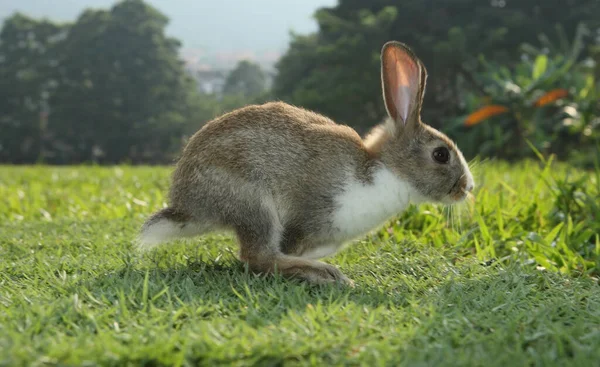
[139,41,474,286]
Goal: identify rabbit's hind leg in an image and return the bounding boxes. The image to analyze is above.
[234,197,353,286]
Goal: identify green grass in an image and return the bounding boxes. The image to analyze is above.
[1,161,599,366]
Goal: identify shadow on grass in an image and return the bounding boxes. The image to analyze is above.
[84,256,414,323]
[76,249,600,365]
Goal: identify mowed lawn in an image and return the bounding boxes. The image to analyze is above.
[1,161,599,366]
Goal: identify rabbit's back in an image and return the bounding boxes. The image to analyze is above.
[175,102,375,188]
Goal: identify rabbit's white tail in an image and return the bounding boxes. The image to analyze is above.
[137,208,204,250]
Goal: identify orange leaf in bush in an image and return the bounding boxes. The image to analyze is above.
[465,105,509,126]
[534,89,569,107]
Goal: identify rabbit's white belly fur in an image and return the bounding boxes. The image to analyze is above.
[307,166,421,258]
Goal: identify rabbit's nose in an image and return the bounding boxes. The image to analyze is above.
[465,182,474,193]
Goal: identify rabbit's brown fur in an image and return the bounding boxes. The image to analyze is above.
[139,41,474,286]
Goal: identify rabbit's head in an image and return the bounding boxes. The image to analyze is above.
[365,41,474,204]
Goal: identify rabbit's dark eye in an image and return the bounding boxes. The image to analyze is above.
[432,147,450,164]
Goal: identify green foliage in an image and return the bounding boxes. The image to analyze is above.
[273,6,396,133]
[0,14,67,163]
[274,0,600,138]
[188,60,273,134]
[0,0,200,164]
[222,60,267,98]
[1,163,600,365]
[549,168,600,269]
[49,0,197,164]
[453,24,600,162]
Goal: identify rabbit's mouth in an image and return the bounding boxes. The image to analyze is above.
[447,174,472,203]
[448,177,463,196]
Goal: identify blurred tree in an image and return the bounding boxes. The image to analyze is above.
[273,0,600,134]
[222,60,267,98]
[0,14,66,163]
[48,0,197,163]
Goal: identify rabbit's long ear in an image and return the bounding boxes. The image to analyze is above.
[381,41,427,128]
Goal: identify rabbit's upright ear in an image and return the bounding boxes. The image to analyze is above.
[381,41,427,128]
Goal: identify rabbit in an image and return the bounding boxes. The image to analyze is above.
[138,41,474,286]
